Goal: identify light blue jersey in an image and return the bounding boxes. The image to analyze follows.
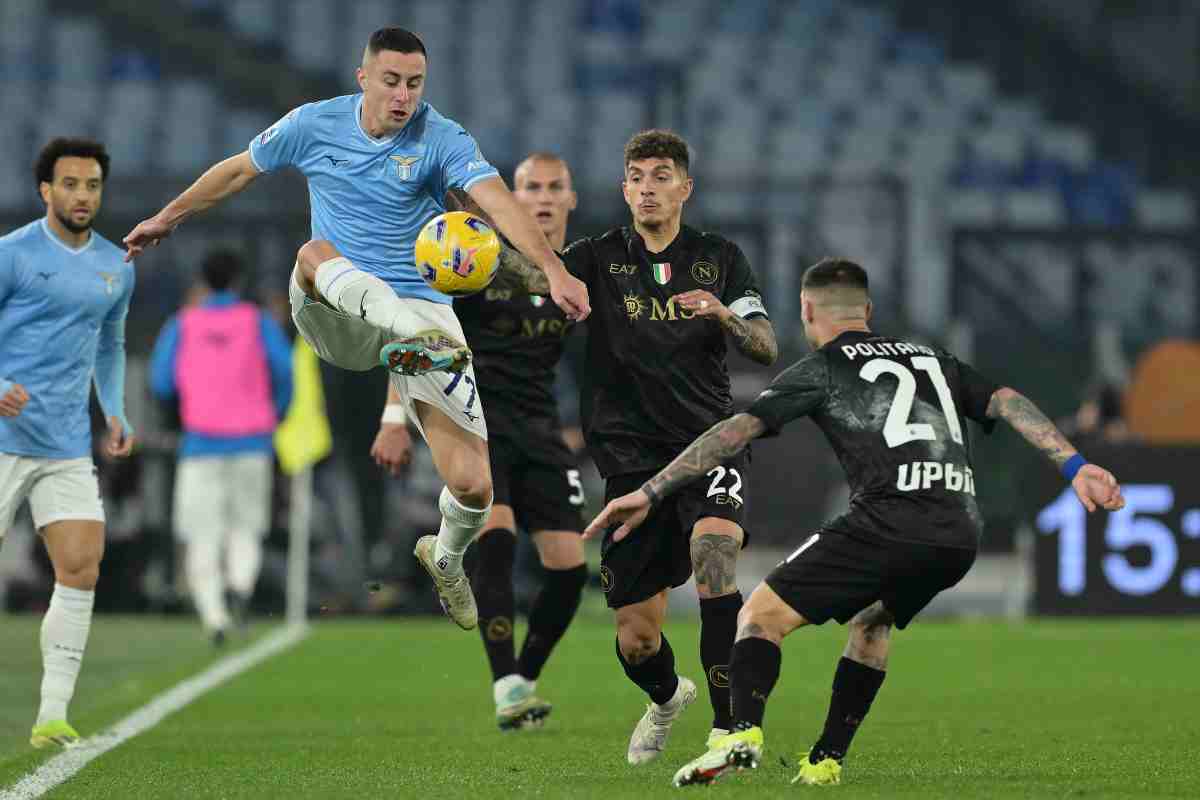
[248,95,500,305]
[0,220,134,459]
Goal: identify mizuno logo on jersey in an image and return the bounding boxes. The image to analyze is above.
[323,155,349,167]
[35,271,52,281]
[390,155,421,181]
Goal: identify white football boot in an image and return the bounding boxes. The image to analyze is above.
[626,677,697,765]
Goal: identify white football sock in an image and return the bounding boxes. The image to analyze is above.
[433,486,490,574]
[225,529,263,598]
[37,583,94,725]
[186,533,231,632]
[313,257,407,338]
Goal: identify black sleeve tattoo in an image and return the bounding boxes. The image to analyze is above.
[445,187,550,295]
[495,246,551,295]
[987,387,1078,467]
[642,413,767,500]
[720,315,778,365]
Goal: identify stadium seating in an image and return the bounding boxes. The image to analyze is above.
[0,0,1188,219]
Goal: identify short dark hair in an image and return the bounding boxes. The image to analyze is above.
[200,248,243,291]
[34,138,110,187]
[624,129,690,173]
[366,27,427,60]
[801,258,869,292]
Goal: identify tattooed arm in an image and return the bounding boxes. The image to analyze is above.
[987,386,1126,512]
[673,290,778,365]
[445,187,551,295]
[582,412,767,540]
[643,412,767,500]
[985,387,1077,467]
[720,314,778,365]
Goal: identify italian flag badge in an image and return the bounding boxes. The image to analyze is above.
[652,262,671,284]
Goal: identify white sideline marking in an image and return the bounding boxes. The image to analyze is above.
[0,624,308,800]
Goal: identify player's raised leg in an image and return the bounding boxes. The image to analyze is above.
[617,592,697,764]
[31,518,105,749]
[412,401,492,629]
[793,602,891,785]
[295,240,469,376]
[673,581,803,787]
[689,519,744,745]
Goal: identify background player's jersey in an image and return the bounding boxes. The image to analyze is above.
[563,225,768,477]
[0,220,134,459]
[249,95,499,305]
[454,282,574,463]
[748,331,999,549]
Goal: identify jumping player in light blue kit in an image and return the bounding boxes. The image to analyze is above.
[124,27,590,630]
[0,138,136,749]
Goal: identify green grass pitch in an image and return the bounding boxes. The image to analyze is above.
[1,610,1197,798]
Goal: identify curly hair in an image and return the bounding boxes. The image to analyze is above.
[34,137,110,186]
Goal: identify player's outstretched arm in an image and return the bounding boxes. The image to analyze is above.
[464,177,590,321]
[583,412,767,541]
[987,387,1124,512]
[123,152,261,261]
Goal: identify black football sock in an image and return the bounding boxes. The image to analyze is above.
[699,592,742,730]
[616,633,680,706]
[729,636,782,730]
[468,529,517,681]
[518,564,587,681]
[810,657,886,763]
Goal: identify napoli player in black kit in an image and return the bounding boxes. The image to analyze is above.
[373,153,587,731]
[587,259,1125,787]
[507,130,780,764]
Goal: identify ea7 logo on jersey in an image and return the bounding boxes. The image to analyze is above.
[609,263,637,275]
[390,155,421,181]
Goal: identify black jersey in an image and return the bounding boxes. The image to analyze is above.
[747,331,1000,549]
[563,225,768,477]
[454,284,575,459]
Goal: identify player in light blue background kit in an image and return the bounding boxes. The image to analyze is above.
[0,138,136,749]
[123,27,591,631]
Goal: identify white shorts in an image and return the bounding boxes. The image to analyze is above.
[0,454,105,537]
[288,270,488,441]
[173,452,273,542]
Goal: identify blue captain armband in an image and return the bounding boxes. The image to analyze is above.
[1061,454,1087,482]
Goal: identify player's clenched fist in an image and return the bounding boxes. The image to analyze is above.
[371,423,414,477]
[549,269,590,322]
[122,216,174,261]
[0,381,29,417]
[1071,463,1125,512]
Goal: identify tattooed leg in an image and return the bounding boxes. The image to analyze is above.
[844,601,893,671]
[692,524,744,729]
[690,528,742,599]
[735,583,808,645]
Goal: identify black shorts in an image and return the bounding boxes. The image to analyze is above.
[489,434,585,534]
[765,528,976,629]
[599,452,749,609]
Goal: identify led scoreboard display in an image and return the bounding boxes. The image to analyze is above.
[1032,444,1200,615]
